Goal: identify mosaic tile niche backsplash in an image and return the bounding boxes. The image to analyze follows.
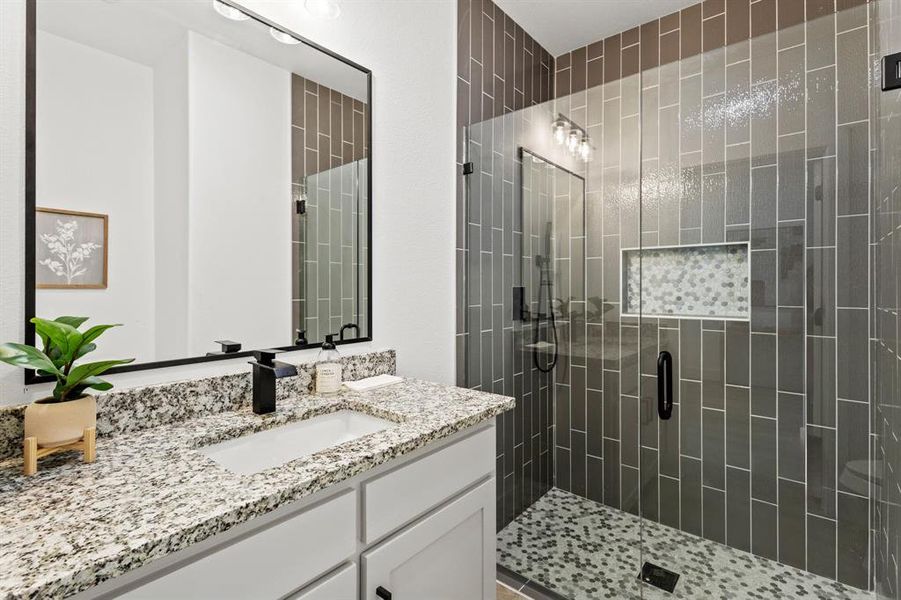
[622,243,750,319]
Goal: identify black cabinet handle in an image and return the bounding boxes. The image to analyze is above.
[657,351,673,420]
[376,586,393,600]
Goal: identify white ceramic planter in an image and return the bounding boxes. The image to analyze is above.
[24,395,96,447]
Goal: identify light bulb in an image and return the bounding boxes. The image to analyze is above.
[552,119,568,145]
[270,27,301,44]
[212,0,249,21]
[305,0,340,19]
[567,130,580,153]
[579,138,592,162]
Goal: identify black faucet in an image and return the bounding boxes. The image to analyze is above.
[249,349,298,415]
[338,322,359,341]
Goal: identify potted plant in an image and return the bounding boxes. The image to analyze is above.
[0,316,134,447]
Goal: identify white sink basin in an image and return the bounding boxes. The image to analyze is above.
[199,410,394,475]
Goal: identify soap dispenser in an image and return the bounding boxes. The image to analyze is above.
[315,335,342,395]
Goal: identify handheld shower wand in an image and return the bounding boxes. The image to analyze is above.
[533,221,558,373]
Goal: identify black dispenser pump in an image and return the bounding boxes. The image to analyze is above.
[323,334,336,350]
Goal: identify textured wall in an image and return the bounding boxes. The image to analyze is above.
[455,0,557,528]
[874,0,901,596]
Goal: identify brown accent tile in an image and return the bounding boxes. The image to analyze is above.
[587,40,604,60]
[557,51,571,69]
[556,66,571,97]
[703,0,725,18]
[330,100,341,141]
[703,13,725,52]
[587,57,603,88]
[304,78,318,94]
[726,0,750,45]
[661,29,680,65]
[622,26,640,47]
[681,3,702,59]
[304,91,318,137]
[641,20,659,71]
[622,43,639,78]
[292,75,305,127]
[752,0,777,36]
[660,11,680,34]
[304,148,317,174]
[343,97,353,144]
[317,86,330,136]
[572,46,587,93]
[317,134,330,172]
[778,0,805,30]
[604,34,621,83]
[807,0,836,20]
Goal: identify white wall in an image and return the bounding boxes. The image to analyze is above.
[34,30,157,363]
[186,31,292,355]
[0,0,456,404]
[152,31,190,360]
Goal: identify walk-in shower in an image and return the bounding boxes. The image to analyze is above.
[458,0,901,597]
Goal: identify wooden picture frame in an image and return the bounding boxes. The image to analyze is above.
[35,207,108,289]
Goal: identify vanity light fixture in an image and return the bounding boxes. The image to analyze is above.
[212,0,250,21]
[304,0,341,19]
[551,113,591,162]
[270,27,302,44]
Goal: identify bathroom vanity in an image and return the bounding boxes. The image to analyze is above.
[0,356,513,600]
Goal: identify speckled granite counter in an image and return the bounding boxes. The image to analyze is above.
[0,379,513,600]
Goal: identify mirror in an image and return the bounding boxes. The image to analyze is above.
[27,0,371,376]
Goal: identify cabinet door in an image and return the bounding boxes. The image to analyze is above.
[361,478,495,600]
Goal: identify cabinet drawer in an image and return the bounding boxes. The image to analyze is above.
[363,426,494,543]
[119,490,356,599]
[287,563,357,600]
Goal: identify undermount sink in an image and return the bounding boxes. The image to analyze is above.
[199,410,394,475]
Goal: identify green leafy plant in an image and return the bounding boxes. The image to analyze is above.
[0,316,134,402]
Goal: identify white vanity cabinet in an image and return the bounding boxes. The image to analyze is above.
[82,424,496,600]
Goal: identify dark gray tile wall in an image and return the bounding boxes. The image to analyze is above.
[873,0,901,597]
[553,0,875,589]
[456,0,556,529]
[458,0,880,590]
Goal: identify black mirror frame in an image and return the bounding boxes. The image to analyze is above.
[23,0,373,384]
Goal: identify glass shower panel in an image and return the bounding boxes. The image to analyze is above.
[637,0,874,595]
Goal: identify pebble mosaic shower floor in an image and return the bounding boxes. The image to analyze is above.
[497,488,871,600]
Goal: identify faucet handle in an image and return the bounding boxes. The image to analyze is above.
[252,349,280,366]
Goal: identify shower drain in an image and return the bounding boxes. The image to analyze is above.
[638,561,680,593]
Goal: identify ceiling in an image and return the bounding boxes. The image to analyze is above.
[37,0,368,101]
[493,0,699,57]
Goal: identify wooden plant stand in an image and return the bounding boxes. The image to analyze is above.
[23,427,96,476]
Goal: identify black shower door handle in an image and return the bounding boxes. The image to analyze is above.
[657,351,673,420]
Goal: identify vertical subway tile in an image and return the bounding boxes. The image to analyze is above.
[777,307,804,394]
[807,248,836,337]
[703,330,725,409]
[835,27,868,124]
[837,308,869,402]
[726,385,751,469]
[681,456,703,536]
[807,67,837,158]
[751,333,777,417]
[778,478,806,570]
[836,121,870,217]
[752,250,777,333]
[604,438,621,508]
[777,45,805,135]
[807,335,836,427]
[806,0,836,71]
[681,380,702,459]
[777,223,805,307]
[726,467,751,552]
[640,448,659,522]
[751,166,778,249]
[703,487,726,544]
[777,392,806,482]
[837,491,869,588]
[777,133,806,221]
[752,416,777,503]
[725,321,750,386]
[703,408,726,490]
[807,514,837,580]
[836,215,869,308]
[752,499,779,561]
[836,399,869,495]
[807,425,837,519]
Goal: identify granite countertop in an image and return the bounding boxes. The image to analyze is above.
[0,379,514,600]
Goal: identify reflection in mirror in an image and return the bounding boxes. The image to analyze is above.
[32,0,371,369]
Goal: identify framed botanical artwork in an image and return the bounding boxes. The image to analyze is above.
[35,207,108,289]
